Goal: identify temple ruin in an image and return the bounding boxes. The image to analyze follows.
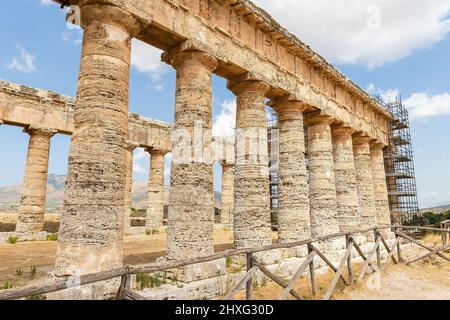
[0,0,398,299]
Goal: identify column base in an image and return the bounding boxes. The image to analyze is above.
[45,273,121,300]
[0,231,48,243]
[158,257,226,283]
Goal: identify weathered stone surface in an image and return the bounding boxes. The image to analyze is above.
[165,49,218,264]
[124,141,138,235]
[51,0,390,145]
[331,125,360,233]
[271,98,311,244]
[0,79,172,153]
[146,150,165,230]
[305,115,340,238]
[370,143,392,229]
[220,162,234,226]
[53,4,139,299]
[228,78,272,249]
[353,135,377,239]
[15,126,56,233]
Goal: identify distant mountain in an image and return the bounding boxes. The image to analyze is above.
[0,174,223,211]
[420,204,450,214]
[0,174,67,210]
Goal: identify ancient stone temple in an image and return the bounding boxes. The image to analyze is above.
[0,0,393,299]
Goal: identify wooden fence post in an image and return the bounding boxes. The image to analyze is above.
[395,226,403,263]
[374,230,381,271]
[346,235,353,284]
[307,244,317,299]
[246,253,253,300]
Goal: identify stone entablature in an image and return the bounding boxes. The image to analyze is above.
[0,80,172,153]
[54,0,391,145]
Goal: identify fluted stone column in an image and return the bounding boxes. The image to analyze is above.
[220,162,234,226]
[16,126,56,233]
[353,135,377,240]
[164,48,224,282]
[53,5,139,299]
[331,125,360,233]
[271,98,311,246]
[146,150,165,231]
[228,79,273,250]
[124,142,138,235]
[305,115,340,240]
[370,143,391,228]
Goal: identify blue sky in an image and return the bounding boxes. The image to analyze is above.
[0,0,449,208]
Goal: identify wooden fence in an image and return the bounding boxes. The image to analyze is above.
[0,225,449,300]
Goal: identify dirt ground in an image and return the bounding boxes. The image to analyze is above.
[239,240,449,301]
[0,230,448,300]
[336,263,450,300]
[0,230,234,289]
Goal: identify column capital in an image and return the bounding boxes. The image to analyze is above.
[126,140,139,151]
[79,3,141,36]
[304,112,334,126]
[269,95,307,119]
[227,74,270,97]
[370,140,386,151]
[163,48,218,73]
[352,133,372,145]
[24,125,57,137]
[331,123,355,138]
[147,148,166,157]
[221,161,234,168]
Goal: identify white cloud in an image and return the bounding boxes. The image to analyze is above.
[212,100,236,138]
[367,84,400,103]
[253,0,450,68]
[133,149,148,174]
[131,39,168,91]
[368,84,450,121]
[6,46,37,73]
[40,0,54,6]
[62,31,82,45]
[132,149,172,186]
[404,92,450,121]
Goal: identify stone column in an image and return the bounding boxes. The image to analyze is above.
[331,125,360,233]
[53,4,139,299]
[16,126,56,233]
[220,162,234,226]
[353,135,377,239]
[124,142,138,235]
[370,142,391,227]
[271,98,311,245]
[305,115,340,240]
[146,150,165,231]
[164,48,223,281]
[228,78,273,249]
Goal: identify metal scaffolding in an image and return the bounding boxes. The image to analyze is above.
[376,96,420,224]
[267,107,279,223]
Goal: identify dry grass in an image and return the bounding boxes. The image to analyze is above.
[232,262,372,300]
[421,233,444,247]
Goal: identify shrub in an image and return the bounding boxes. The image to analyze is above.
[146,229,159,236]
[226,256,233,269]
[136,273,180,290]
[1,282,13,290]
[46,233,58,241]
[7,235,19,244]
[15,268,23,276]
[30,265,37,277]
[130,208,139,218]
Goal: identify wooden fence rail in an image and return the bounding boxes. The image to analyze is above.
[1,225,449,301]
